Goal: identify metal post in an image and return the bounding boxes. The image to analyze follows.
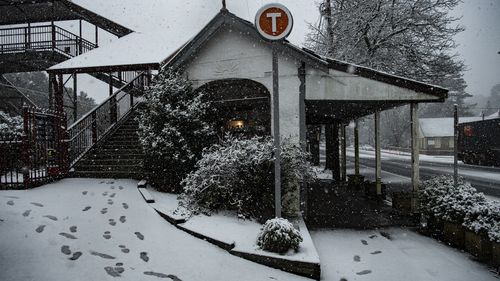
[298,62,306,149]
[55,74,64,115]
[341,124,347,182]
[95,25,99,47]
[453,104,458,188]
[272,43,281,218]
[26,23,31,49]
[72,73,78,122]
[411,103,420,192]
[375,111,382,195]
[51,22,56,51]
[354,119,360,175]
[48,73,54,109]
[78,20,83,55]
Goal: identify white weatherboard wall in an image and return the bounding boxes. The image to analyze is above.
[185,29,302,141]
[305,68,439,101]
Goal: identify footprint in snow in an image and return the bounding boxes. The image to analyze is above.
[109,219,116,226]
[31,202,43,207]
[122,203,129,209]
[59,232,77,239]
[70,226,77,233]
[354,255,361,262]
[357,270,372,275]
[35,225,46,233]
[140,252,149,262]
[61,245,71,255]
[369,234,377,239]
[44,215,58,221]
[371,251,382,255]
[101,208,108,214]
[118,186,124,190]
[82,206,91,212]
[119,216,126,223]
[82,191,88,195]
[110,193,116,198]
[102,191,108,197]
[104,266,124,277]
[69,252,82,261]
[90,251,115,259]
[107,199,114,205]
[119,245,130,253]
[135,232,144,240]
[361,239,368,245]
[110,186,115,190]
[103,231,112,240]
[143,272,182,280]
[7,200,14,206]
[22,210,31,217]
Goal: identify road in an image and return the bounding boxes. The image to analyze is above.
[345,149,500,199]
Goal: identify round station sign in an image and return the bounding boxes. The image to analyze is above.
[255,3,293,41]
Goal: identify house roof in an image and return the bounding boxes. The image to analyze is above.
[48,9,447,99]
[0,0,133,37]
[419,117,493,137]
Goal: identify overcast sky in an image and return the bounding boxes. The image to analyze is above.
[71,0,500,109]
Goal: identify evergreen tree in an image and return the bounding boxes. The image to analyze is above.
[137,69,216,192]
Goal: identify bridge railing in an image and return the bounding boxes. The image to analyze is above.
[66,71,149,168]
[0,24,96,57]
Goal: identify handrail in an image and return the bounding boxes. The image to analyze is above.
[0,24,97,56]
[68,71,146,131]
[66,71,149,167]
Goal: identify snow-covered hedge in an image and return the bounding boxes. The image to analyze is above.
[419,175,486,223]
[256,218,303,254]
[181,135,314,221]
[463,201,500,243]
[137,69,216,192]
[420,175,500,243]
[0,111,23,137]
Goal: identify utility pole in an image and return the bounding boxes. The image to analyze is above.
[453,104,458,188]
[324,0,334,56]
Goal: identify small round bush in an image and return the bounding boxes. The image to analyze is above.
[256,218,303,254]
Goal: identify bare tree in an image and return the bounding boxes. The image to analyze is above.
[306,0,473,117]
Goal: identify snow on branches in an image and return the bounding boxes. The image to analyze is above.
[256,218,303,254]
[137,69,216,192]
[181,135,315,222]
[0,111,23,138]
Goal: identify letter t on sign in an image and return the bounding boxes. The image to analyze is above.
[266,12,282,33]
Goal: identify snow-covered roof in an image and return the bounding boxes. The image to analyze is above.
[48,28,199,72]
[419,117,487,137]
[48,9,447,99]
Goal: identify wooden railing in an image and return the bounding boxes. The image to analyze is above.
[66,71,149,167]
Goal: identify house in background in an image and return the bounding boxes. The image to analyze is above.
[419,114,499,155]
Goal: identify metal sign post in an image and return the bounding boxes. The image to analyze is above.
[454,104,458,188]
[255,3,293,218]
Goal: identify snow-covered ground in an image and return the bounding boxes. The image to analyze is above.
[0,178,310,281]
[311,228,498,281]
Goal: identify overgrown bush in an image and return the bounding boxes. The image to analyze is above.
[463,201,500,242]
[137,69,216,192]
[419,175,486,223]
[256,218,303,254]
[0,111,23,137]
[181,135,315,222]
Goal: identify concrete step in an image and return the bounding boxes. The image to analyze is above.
[85,153,144,160]
[77,158,143,166]
[75,164,143,172]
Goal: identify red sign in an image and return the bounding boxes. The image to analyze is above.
[255,4,293,40]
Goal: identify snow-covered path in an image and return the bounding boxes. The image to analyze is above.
[0,178,309,281]
[311,228,498,281]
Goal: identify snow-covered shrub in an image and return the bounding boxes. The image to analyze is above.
[137,69,216,192]
[463,201,500,242]
[181,135,314,221]
[419,175,486,223]
[256,218,303,254]
[0,111,23,137]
